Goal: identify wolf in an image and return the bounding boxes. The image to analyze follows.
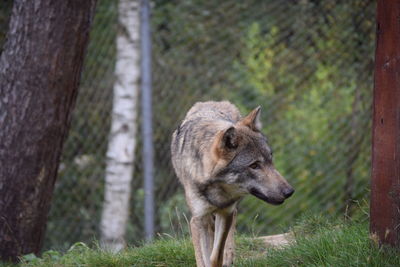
[171,101,294,267]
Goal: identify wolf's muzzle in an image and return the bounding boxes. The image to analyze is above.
[249,188,285,205]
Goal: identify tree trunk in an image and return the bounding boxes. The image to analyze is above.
[0,0,96,261]
[100,0,140,252]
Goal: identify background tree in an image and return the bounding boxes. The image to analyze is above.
[100,0,140,252]
[0,0,97,261]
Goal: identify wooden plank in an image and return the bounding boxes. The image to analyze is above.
[370,0,400,247]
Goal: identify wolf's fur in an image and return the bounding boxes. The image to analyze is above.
[171,101,294,267]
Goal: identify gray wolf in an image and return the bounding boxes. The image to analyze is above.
[171,101,294,267]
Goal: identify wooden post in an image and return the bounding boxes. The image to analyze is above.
[370,0,400,247]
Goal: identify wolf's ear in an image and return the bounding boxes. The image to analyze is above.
[221,126,239,150]
[214,126,239,158]
[239,106,262,131]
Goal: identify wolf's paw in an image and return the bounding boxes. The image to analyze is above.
[222,247,234,267]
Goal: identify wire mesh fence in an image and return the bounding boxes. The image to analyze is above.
[0,0,375,250]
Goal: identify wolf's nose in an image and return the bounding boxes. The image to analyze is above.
[283,187,294,198]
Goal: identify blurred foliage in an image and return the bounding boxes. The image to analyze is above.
[229,0,374,232]
[150,0,374,236]
[0,0,375,249]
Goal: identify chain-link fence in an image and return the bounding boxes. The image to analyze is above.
[0,0,375,250]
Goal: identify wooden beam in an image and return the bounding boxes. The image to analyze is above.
[370,0,400,247]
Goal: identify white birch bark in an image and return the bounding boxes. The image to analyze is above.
[100,0,140,252]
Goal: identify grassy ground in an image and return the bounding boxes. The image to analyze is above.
[2,215,399,267]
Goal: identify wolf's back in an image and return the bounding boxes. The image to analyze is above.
[185,101,241,122]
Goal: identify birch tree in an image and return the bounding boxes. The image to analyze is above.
[100,0,140,251]
[0,0,96,261]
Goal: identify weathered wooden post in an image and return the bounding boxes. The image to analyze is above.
[370,0,400,247]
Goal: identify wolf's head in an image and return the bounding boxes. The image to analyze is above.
[211,106,294,205]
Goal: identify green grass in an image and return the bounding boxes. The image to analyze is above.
[2,215,400,267]
[237,215,400,267]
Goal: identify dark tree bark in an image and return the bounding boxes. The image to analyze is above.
[0,0,97,261]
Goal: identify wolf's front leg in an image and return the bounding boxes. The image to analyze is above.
[223,209,237,267]
[210,211,234,267]
[190,214,215,267]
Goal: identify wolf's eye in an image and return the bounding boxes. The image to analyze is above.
[249,162,260,170]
